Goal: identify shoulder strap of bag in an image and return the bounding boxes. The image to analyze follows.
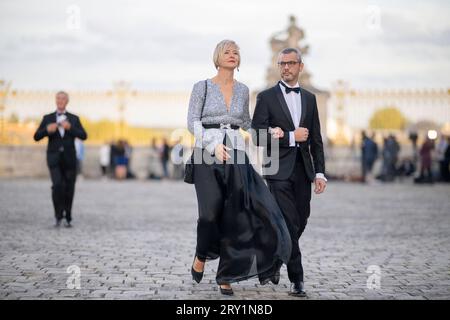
[199,80,207,121]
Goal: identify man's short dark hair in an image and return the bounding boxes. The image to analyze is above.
[278,48,302,63]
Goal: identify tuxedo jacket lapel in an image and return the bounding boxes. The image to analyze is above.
[274,85,295,129]
[299,87,307,127]
[53,111,63,139]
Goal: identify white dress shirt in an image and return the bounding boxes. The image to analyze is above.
[56,112,67,137]
[279,81,327,182]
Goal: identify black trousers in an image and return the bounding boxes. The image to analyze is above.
[267,149,311,283]
[49,155,77,222]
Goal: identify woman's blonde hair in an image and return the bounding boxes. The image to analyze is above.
[213,40,240,70]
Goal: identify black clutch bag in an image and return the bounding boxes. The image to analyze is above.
[184,80,207,184]
[183,153,195,184]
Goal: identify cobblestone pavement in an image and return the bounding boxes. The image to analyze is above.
[0,178,449,300]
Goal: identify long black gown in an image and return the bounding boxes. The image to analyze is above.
[193,137,292,285]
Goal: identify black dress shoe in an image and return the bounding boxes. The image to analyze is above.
[289,281,306,297]
[64,221,72,228]
[270,271,280,285]
[191,256,204,283]
[219,285,234,296]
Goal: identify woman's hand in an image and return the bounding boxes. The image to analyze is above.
[269,127,284,139]
[215,144,231,162]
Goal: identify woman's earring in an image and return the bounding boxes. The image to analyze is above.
[237,67,240,72]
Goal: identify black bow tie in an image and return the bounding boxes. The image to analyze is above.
[57,112,66,116]
[279,81,300,94]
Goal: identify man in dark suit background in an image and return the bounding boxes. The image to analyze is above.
[34,91,87,228]
[252,48,326,297]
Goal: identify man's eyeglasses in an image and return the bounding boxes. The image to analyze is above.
[277,61,300,67]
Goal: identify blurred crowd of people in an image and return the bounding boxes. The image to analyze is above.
[147,138,185,180]
[98,139,136,180]
[74,131,450,185]
[95,138,185,180]
[360,131,450,184]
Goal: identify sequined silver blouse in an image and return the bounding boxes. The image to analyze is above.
[187,79,251,154]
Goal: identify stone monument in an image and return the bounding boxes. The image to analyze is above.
[263,15,329,137]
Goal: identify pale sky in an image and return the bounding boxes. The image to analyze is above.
[1,0,449,93]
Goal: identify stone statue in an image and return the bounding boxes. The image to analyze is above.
[266,16,312,87]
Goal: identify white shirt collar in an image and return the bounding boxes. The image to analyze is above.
[280,80,300,89]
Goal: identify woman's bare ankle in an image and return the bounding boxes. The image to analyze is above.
[193,257,205,272]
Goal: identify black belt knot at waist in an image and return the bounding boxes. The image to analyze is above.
[202,123,240,130]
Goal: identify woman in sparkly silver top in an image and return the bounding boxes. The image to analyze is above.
[188,40,291,296]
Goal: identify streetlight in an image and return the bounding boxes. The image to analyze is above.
[332,80,349,145]
[112,81,132,138]
[0,80,12,144]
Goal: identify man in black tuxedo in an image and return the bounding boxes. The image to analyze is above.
[34,91,87,228]
[251,48,326,297]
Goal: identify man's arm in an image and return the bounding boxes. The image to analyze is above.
[309,95,325,174]
[33,116,49,141]
[251,93,290,147]
[67,116,88,140]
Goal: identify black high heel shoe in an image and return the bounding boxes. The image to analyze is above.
[191,256,205,283]
[219,284,234,296]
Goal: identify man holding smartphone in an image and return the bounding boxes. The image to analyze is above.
[34,91,87,228]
